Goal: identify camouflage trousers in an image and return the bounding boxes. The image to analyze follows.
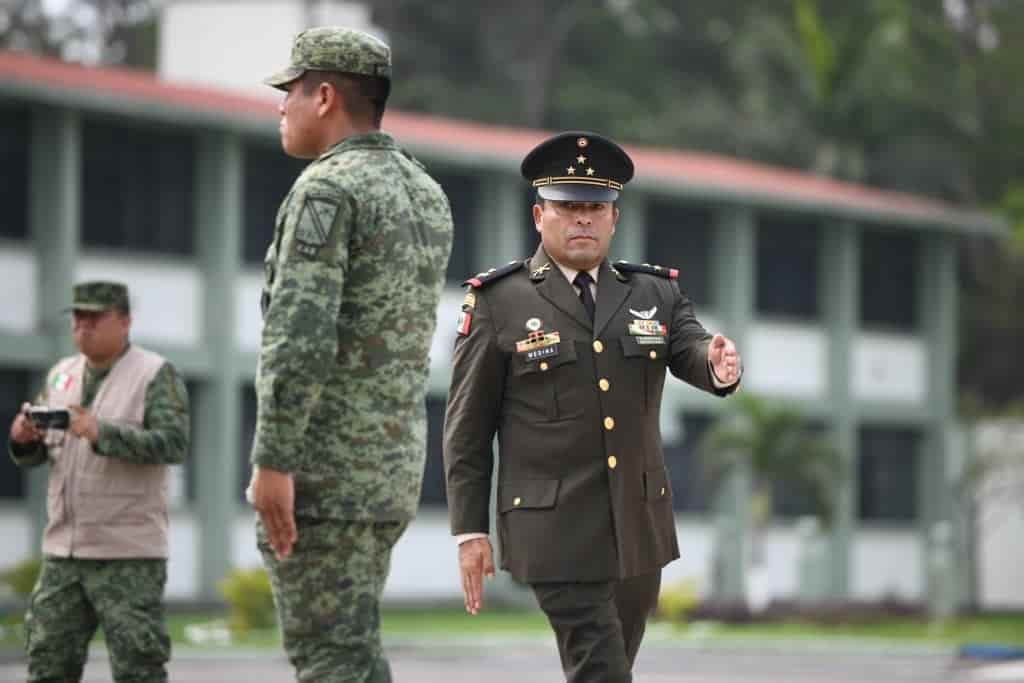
[25,556,170,683]
[258,518,408,683]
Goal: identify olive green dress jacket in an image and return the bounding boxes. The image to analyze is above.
[443,245,739,583]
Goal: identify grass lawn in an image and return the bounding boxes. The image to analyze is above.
[3,608,1022,650]
[664,614,1024,647]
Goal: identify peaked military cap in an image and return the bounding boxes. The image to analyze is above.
[264,26,392,90]
[521,131,635,202]
[65,281,131,313]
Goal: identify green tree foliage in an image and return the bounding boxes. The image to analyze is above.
[699,394,844,527]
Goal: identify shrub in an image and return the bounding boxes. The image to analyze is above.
[0,557,42,599]
[218,567,277,633]
[656,578,700,623]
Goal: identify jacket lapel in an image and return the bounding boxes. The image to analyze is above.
[593,261,631,339]
[529,246,593,333]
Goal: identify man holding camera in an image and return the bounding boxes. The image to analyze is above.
[7,281,189,683]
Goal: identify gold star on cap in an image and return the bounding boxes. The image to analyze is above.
[586,167,595,176]
[567,166,576,175]
[576,155,587,164]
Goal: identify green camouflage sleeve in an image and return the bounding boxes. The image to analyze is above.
[250,189,350,473]
[94,362,190,465]
[7,368,53,468]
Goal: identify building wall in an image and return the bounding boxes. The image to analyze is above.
[0,101,959,605]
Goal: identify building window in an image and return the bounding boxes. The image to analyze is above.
[430,169,479,283]
[0,105,30,240]
[756,213,820,319]
[421,396,448,507]
[521,187,541,256]
[174,379,201,506]
[861,228,919,332]
[242,141,307,263]
[858,427,920,522]
[646,202,713,309]
[662,413,713,512]
[771,421,830,518]
[239,384,257,502]
[0,367,32,499]
[81,118,196,255]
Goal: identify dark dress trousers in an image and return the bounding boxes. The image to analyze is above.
[443,244,738,680]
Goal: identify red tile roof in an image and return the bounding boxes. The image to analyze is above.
[0,49,999,231]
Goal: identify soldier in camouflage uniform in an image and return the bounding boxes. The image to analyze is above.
[248,27,453,683]
[7,281,189,683]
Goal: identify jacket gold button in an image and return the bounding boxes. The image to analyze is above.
[598,378,610,391]
[649,350,657,359]
[604,416,615,430]
[539,361,549,371]
[513,497,522,506]
[660,487,666,496]
[608,456,617,469]
[593,340,604,353]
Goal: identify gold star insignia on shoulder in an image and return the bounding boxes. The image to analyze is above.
[566,166,576,175]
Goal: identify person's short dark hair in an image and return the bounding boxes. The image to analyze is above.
[302,70,390,128]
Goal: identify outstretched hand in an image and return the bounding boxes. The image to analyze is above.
[708,334,741,385]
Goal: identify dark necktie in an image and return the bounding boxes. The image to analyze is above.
[574,271,596,322]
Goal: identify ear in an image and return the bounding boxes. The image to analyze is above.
[316,81,337,118]
[532,203,543,233]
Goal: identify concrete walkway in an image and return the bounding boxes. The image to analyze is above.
[2,640,1014,683]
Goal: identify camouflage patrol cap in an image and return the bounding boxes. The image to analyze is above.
[65,281,131,314]
[264,26,392,91]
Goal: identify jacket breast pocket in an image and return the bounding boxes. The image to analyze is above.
[508,341,584,422]
[620,336,668,414]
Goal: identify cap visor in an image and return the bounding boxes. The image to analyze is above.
[63,304,110,313]
[537,185,620,202]
[263,66,305,91]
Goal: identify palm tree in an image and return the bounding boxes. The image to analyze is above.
[700,393,845,531]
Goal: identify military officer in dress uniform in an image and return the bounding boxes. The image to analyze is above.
[443,131,742,682]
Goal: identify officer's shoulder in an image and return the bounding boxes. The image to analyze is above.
[463,260,527,289]
[613,260,679,280]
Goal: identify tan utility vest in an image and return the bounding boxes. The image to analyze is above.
[42,345,170,559]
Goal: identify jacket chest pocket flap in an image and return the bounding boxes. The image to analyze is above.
[507,342,581,421]
[499,479,560,513]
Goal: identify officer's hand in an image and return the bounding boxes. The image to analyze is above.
[251,466,297,560]
[68,405,100,445]
[708,334,741,385]
[458,537,495,615]
[10,403,44,444]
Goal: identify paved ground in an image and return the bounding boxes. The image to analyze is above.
[2,640,1020,683]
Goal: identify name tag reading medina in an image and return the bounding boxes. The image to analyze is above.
[516,331,561,361]
[628,320,667,337]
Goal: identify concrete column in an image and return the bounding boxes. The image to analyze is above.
[477,176,528,267]
[820,222,859,598]
[708,205,755,602]
[918,232,959,607]
[27,107,81,547]
[613,192,646,263]
[192,132,243,601]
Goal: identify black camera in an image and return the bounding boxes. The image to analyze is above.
[27,406,70,430]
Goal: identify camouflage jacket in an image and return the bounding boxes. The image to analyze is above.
[8,346,189,469]
[252,131,453,521]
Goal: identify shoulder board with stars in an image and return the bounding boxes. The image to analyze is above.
[613,260,679,279]
[463,260,526,289]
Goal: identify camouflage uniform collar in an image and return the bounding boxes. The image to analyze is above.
[319,131,396,159]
